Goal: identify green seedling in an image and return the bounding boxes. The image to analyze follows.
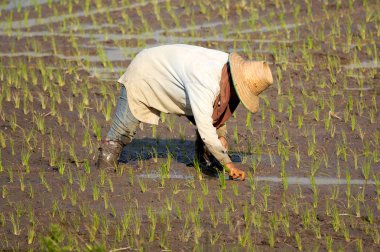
[18,172,25,192]
[49,144,57,167]
[262,184,270,212]
[290,194,299,215]
[294,232,302,251]
[346,169,351,208]
[173,200,182,220]
[216,188,223,204]
[78,173,87,192]
[281,211,290,237]
[166,114,175,132]
[7,166,13,183]
[57,157,65,176]
[61,184,67,201]
[297,114,303,129]
[232,183,239,196]
[0,131,6,149]
[10,212,21,236]
[27,225,35,245]
[357,239,363,252]
[137,178,147,193]
[246,111,252,129]
[28,182,34,199]
[102,191,109,210]
[39,171,51,192]
[200,180,208,195]
[246,171,256,192]
[361,159,371,180]
[218,170,227,189]
[326,235,333,252]
[151,146,158,163]
[331,204,340,232]
[21,147,31,173]
[69,189,77,207]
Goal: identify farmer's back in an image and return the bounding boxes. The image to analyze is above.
[118,44,229,125]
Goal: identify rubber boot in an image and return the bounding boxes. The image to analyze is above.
[97,140,123,171]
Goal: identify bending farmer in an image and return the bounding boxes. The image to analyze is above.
[97,44,273,181]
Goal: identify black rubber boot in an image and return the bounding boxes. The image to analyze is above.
[97,140,124,171]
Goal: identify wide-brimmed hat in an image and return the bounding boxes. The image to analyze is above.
[229,52,273,113]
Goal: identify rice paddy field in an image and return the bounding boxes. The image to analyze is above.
[0,0,379,251]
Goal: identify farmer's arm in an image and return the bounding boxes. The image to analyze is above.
[185,82,245,180]
[216,124,228,150]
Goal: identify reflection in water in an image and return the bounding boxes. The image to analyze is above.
[138,173,194,180]
[256,176,374,185]
[3,0,58,10]
[138,173,375,185]
[344,60,379,69]
[0,0,165,30]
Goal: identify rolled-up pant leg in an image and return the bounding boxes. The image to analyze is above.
[106,84,140,145]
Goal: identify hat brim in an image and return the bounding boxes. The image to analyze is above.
[229,53,260,113]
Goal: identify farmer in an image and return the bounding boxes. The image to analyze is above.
[97,44,273,181]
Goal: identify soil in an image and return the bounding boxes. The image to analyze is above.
[0,0,379,251]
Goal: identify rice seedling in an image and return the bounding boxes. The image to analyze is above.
[7,166,14,183]
[357,238,363,252]
[17,171,25,192]
[262,184,270,212]
[361,158,371,180]
[216,188,223,205]
[0,211,5,231]
[231,183,239,196]
[9,212,21,236]
[9,112,17,132]
[196,179,208,196]
[78,172,87,192]
[137,178,147,193]
[294,231,302,251]
[102,191,109,210]
[218,170,227,189]
[27,182,34,199]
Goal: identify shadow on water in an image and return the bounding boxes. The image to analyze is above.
[118,138,258,164]
[118,137,251,178]
[4,0,58,10]
[118,138,276,164]
[118,138,196,165]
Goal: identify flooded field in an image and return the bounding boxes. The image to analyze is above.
[0,0,379,251]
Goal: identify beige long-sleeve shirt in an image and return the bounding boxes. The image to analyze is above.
[118,44,231,164]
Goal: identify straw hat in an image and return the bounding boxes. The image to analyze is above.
[229,52,273,113]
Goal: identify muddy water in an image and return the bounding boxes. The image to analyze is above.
[0,0,166,29]
[3,0,59,11]
[237,22,304,34]
[256,176,375,185]
[138,173,375,186]
[344,60,379,69]
[0,2,300,84]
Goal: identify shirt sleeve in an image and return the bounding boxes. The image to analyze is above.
[185,81,232,165]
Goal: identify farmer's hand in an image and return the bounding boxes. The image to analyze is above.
[219,136,228,150]
[225,162,245,181]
